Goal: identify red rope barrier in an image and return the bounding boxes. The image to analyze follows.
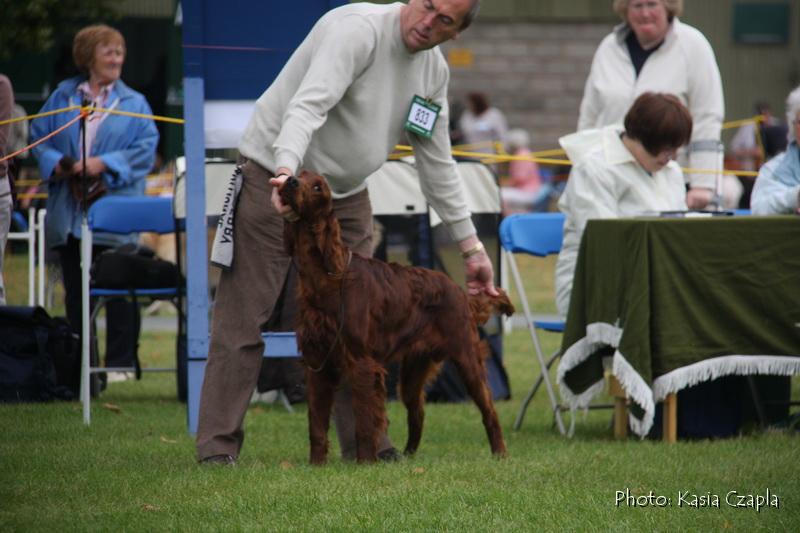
[0,110,87,163]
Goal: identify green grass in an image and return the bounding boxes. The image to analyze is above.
[1,251,799,531]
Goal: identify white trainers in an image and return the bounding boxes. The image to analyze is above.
[249,389,279,404]
[106,371,135,383]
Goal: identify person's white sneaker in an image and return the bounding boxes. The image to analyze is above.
[249,389,278,404]
[106,371,135,383]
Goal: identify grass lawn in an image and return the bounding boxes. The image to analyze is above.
[1,251,799,531]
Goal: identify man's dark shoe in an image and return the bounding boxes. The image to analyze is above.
[199,454,236,466]
[377,447,402,462]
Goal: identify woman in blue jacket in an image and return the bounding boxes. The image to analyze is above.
[30,24,158,380]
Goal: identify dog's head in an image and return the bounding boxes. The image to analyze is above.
[469,288,515,326]
[279,170,347,275]
[279,170,334,223]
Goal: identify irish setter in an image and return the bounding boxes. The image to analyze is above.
[280,170,513,464]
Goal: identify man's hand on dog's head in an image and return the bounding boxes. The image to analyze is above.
[464,250,498,296]
[269,169,299,221]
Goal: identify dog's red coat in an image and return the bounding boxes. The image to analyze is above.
[281,171,512,464]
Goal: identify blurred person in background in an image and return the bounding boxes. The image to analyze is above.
[578,0,735,209]
[0,74,14,305]
[729,102,788,208]
[751,85,800,215]
[458,92,508,154]
[30,24,158,381]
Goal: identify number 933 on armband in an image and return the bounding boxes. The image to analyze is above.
[404,95,441,139]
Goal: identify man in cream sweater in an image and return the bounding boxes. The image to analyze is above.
[197,0,494,465]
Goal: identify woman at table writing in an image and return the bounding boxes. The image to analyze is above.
[555,92,691,316]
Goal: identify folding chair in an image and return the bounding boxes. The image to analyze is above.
[7,208,36,306]
[499,213,568,435]
[80,196,183,424]
[260,332,301,412]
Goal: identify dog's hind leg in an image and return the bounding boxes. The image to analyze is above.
[398,358,440,456]
[348,357,388,463]
[451,345,507,457]
[306,369,336,465]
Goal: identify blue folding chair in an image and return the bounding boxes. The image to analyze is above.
[258,332,301,413]
[80,196,183,423]
[499,213,568,434]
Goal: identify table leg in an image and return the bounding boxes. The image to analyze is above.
[608,375,627,439]
[663,393,677,443]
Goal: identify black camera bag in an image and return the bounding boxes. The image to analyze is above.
[91,243,182,290]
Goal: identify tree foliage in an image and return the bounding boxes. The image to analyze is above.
[0,0,119,60]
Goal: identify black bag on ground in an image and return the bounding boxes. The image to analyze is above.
[91,243,182,289]
[0,306,78,402]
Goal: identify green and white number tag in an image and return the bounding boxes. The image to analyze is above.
[405,95,440,139]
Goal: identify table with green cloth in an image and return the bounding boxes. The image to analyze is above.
[556,215,800,437]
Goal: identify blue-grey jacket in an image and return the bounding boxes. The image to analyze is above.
[30,76,159,249]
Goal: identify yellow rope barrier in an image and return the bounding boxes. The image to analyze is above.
[14,179,43,187]
[393,144,759,177]
[682,167,759,177]
[0,104,185,126]
[0,105,82,126]
[87,106,185,124]
[2,105,765,179]
[722,115,763,130]
[531,148,566,157]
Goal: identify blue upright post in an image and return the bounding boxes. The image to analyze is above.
[182,0,209,435]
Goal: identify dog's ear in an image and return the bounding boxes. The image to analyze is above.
[315,210,347,275]
[494,288,515,316]
[283,221,295,257]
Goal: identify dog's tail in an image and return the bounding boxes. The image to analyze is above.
[468,288,515,327]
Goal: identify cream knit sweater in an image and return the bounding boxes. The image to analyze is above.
[239,2,475,241]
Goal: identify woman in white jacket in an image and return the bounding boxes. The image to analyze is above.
[556,93,692,316]
[578,0,733,209]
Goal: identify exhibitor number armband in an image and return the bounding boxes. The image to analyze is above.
[404,95,441,139]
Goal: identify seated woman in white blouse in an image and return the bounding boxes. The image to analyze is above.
[555,92,692,316]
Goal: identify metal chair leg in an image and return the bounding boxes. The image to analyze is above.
[507,254,566,435]
[513,350,560,430]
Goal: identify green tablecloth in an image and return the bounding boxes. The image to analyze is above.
[557,216,800,436]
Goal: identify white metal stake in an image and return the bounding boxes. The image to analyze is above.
[27,208,35,306]
[37,209,46,307]
[79,102,92,425]
[81,219,92,424]
[714,141,725,211]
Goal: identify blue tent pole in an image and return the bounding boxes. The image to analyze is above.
[182,0,209,435]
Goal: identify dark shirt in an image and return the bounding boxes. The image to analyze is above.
[625,30,664,78]
[761,123,789,159]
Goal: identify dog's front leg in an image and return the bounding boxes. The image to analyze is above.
[306,369,336,465]
[349,357,388,463]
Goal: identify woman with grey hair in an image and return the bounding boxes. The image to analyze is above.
[750,85,800,215]
[578,0,731,209]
